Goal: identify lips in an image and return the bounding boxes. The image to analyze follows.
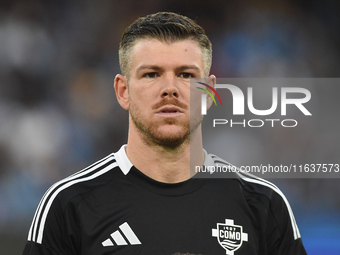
[156,105,184,116]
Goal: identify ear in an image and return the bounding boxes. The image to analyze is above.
[206,74,216,110]
[114,74,129,110]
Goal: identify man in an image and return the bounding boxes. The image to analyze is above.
[23,12,307,254]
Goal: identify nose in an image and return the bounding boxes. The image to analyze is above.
[160,76,179,98]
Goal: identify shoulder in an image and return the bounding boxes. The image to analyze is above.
[50,153,120,206]
[27,153,121,244]
[208,153,301,240]
[209,153,288,200]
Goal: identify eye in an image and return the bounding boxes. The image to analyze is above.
[143,72,159,78]
[179,72,195,79]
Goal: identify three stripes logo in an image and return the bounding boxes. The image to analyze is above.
[102,222,141,247]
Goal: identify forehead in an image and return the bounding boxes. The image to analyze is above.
[129,39,204,74]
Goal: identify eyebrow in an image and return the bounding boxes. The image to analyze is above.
[176,65,201,72]
[135,65,201,73]
[136,65,164,73]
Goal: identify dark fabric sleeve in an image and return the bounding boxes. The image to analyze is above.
[280,238,308,255]
[266,190,307,255]
[22,194,79,255]
[22,242,62,255]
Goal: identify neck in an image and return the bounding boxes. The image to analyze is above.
[125,125,204,184]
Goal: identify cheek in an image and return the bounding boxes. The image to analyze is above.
[133,87,159,105]
[129,91,152,113]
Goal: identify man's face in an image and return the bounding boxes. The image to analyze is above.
[126,39,206,147]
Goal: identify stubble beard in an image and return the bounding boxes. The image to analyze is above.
[129,102,203,149]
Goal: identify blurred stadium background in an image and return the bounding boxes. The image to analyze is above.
[0,0,339,254]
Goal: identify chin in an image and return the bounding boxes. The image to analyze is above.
[152,127,190,147]
[153,136,188,148]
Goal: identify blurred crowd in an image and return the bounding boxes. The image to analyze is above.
[0,0,339,253]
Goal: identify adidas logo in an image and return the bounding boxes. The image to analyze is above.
[102,222,142,247]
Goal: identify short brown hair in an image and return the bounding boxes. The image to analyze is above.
[119,12,212,78]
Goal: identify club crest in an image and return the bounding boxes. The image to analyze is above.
[212,219,248,254]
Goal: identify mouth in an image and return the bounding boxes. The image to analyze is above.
[156,105,184,117]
